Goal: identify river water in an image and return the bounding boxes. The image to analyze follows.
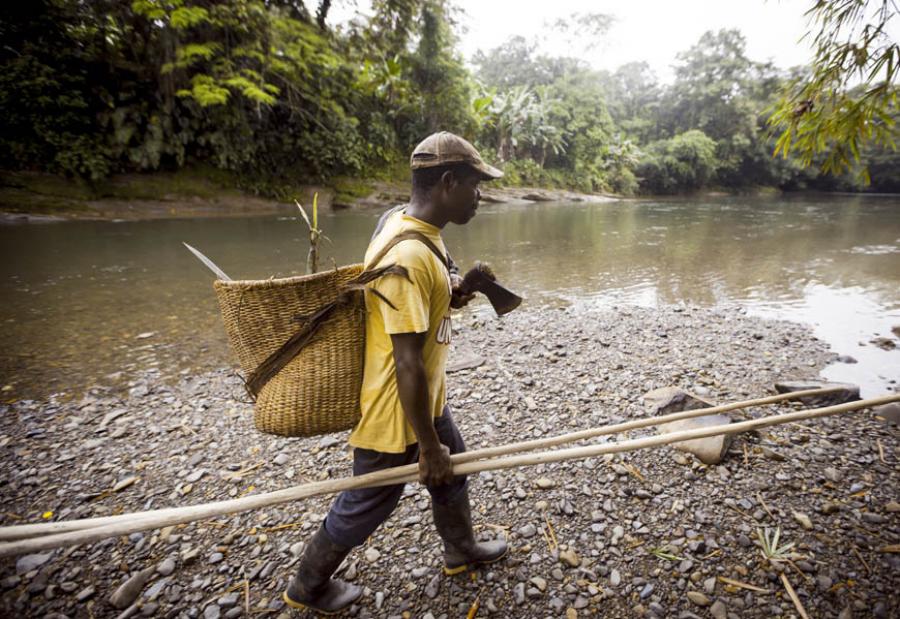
[1,194,898,399]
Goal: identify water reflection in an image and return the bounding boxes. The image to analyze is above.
[1,194,897,398]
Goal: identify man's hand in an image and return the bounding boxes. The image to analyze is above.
[418,443,454,487]
[450,273,475,309]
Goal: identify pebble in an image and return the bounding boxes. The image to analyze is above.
[710,599,727,619]
[364,547,381,563]
[518,523,537,538]
[559,547,580,567]
[687,591,711,607]
[109,567,155,609]
[273,453,289,466]
[156,558,176,576]
[530,576,547,592]
[793,511,813,530]
[204,604,221,619]
[76,585,96,602]
[824,467,843,483]
[610,569,622,586]
[16,553,52,575]
[534,477,555,489]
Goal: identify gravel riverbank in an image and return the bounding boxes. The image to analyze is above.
[2,305,898,618]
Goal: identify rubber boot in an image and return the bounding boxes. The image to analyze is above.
[432,487,508,575]
[282,524,362,615]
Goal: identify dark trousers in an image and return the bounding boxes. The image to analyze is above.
[324,405,468,548]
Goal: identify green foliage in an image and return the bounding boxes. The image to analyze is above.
[637,130,718,194]
[768,0,899,181]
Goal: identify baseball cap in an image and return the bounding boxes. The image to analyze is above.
[410,131,503,180]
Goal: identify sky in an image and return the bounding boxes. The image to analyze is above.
[332,0,827,82]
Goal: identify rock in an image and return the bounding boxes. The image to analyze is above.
[710,599,727,619]
[773,381,860,406]
[861,512,887,524]
[208,552,224,564]
[521,192,554,202]
[447,354,485,373]
[16,552,53,575]
[886,502,900,513]
[529,576,547,592]
[273,453,289,466]
[639,583,654,599]
[793,511,813,530]
[874,403,900,426]
[610,569,621,586]
[204,604,221,619]
[513,582,526,605]
[836,355,858,364]
[534,477,555,489]
[109,567,156,609]
[218,593,240,607]
[518,524,537,538]
[870,337,896,350]
[824,467,843,483]
[318,435,341,449]
[76,585,96,602]
[156,558,176,577]
[687,591,711,607]
[559,547,580,567]
[647,387,732,465]
[364,547,381,563]
[893,325,900,338]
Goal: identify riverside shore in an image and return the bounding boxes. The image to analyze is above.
[2,304,898,618]
[0,171,617,223]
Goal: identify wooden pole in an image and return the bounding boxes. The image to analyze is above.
[0,393,896,558]
[0,386,841,541]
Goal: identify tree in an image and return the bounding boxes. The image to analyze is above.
[768,0,899,181]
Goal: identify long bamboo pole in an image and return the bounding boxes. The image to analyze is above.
[0,386,842,542]
[1,393,896,558]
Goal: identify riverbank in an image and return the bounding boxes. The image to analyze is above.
[0,170,617,223]
[2,305,897,618]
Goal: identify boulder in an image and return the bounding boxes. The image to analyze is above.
[874,403,900,426]
[645,387,733,465]
[773,381,860,407]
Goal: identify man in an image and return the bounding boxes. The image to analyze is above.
[283,132,509,614]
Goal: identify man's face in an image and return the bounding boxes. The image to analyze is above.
[441,169,482,226]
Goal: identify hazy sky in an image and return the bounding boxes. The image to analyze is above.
[333,0,829,82]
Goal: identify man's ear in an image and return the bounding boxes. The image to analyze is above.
[440,170,457,190]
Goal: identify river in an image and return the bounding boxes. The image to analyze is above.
[1,193,898,399]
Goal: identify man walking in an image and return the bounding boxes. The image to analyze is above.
[283,132,509,614]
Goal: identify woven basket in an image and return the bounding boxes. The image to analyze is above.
[214,265,366,437]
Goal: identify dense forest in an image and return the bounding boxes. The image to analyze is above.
[1,0,898,198]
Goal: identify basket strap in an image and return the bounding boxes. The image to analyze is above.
[244,231,449,398]
[365,230,451,275]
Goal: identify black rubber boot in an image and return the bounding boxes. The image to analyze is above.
[432,487,508,575]
[282,524,362,615]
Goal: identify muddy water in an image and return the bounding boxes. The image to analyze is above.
[1,193,898,399]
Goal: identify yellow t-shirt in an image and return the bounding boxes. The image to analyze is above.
[348,210,453,453]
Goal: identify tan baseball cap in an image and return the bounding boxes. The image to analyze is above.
[410,131,503,180]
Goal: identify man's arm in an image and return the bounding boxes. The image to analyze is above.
[390,332,454,487]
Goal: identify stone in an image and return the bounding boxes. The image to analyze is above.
[425,574,440,599]
[639,583,654,599]
[559,547,580,567]
[647,387,732,465]
[874,403,900,426]
[836,355,857,364]
[534,477,555,489]
[793,511,813,530]
[109,567,156,609]
[870,337,896,350]
[513,582,525,605]
[886,502,900,513]
[529,576,547,592]
[218,593,240,607]
[710,599,727,619]
[773,381,860,407]
[156,559,176,577]
[208,552,224,564]
[446,354,485,373]
[364,547,381,563]
[823,467,843,483]
[687,591,711,607]
[273,453,289,466]
[518,524,537,538]
[16,553,53,575]
[76,585,96,602]
[204,604,221,619]
[610,569,621,586]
